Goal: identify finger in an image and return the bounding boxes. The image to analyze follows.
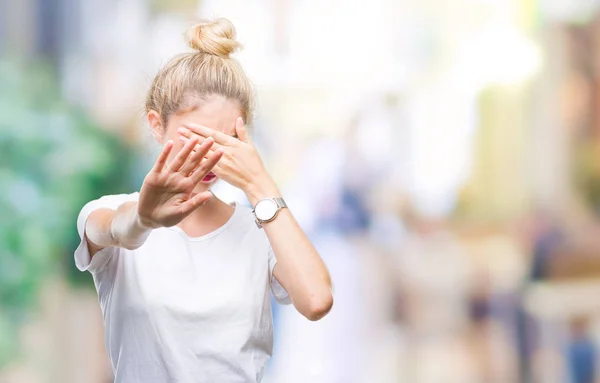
[169,135,199,172]
[190,148,224,185]
[211,163,224,178]
[179,137,214,176]
[152,141,174,173]
[181,124,237,146]
[181,191,213,213]
[212,162,233,179]
[178,128,221,148]
[178,134,223,153]
[177,127,193,140]
[210,163,238,186]
[235,117,250,143]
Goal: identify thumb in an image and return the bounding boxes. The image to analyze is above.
[235,117,250,144]
[182,191,213,212]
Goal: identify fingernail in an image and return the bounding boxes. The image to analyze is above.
[178,127,188,134]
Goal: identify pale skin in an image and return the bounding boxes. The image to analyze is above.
[84,95,333,321]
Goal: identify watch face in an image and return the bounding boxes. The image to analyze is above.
[255,199,278,221]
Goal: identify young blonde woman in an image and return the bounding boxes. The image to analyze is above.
[74,18,333,383]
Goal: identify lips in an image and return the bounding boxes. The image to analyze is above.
[201,172,216,182]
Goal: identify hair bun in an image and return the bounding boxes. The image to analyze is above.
[185,18,241,58]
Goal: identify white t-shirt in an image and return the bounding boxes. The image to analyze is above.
[74,193,291,383]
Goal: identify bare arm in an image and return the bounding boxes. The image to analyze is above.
[247,180,333,321]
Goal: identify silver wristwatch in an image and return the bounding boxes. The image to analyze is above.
[252,197,287,228]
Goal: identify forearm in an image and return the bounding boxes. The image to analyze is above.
[246,179,333,320]
[265,210,332,315]
[87,202,152,251]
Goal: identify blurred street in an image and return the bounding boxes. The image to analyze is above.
[4,0,600,382]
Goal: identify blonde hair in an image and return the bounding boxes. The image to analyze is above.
[146,18,253,126]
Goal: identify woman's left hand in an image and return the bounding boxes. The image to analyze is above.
[177,118,280,204]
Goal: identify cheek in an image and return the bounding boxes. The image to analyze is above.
[161,125,186,161]
[162,126,180,144]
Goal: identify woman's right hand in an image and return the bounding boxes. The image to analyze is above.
[137,136,223,228]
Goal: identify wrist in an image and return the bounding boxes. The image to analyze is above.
[136,214,155,230]
[136,205,159,230]
[111,203,154,250]
[245,174,281,206]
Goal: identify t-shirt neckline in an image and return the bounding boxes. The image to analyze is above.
[166,202,238,242]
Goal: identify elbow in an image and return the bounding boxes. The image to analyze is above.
[304,292,334,321]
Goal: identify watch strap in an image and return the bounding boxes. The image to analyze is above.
[274,197,287,209]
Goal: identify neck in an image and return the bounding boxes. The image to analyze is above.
[176,192,235,237]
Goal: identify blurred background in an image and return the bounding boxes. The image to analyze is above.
[5,0,600,382]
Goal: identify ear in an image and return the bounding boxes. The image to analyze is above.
[147,110,164,144]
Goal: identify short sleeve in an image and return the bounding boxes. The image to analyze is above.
[268,246,292,305]
[74,193,139,273]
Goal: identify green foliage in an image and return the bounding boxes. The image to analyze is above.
[0,58,136,366]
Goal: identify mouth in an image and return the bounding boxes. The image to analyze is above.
[201,172,217,183]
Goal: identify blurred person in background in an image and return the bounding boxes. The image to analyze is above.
[516,210,564,382]
[267,102,406,382]
[567,316,597,383]
[265,119,373,382]
[74,18,332,383]
[518,211,599,383]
